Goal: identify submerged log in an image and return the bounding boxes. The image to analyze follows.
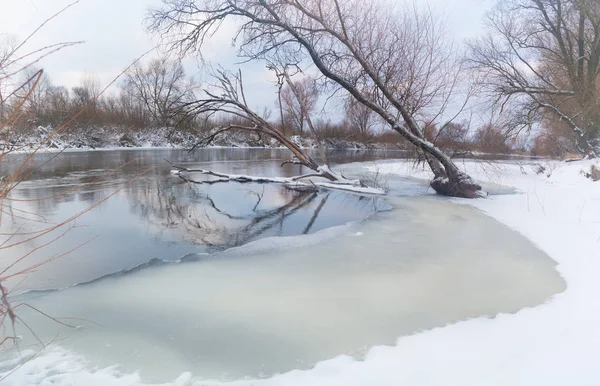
[168,161,386,195]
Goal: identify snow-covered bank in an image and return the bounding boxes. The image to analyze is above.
[352,158,600,385]
[3,159,599,385]
[5,126,402,153]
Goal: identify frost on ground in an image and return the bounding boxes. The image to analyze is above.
[2,159,599,385]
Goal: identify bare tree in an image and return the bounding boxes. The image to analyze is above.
[531,125,577,157]
[122,57,197,130]
[149,0,482,197]
[429,121,472,156]
[279,77,318,134]
[344,94,377,141]
[175,69,364,188]
[469,0,600,157]
[17,66,51,122]
[83,73,101,101]
[71,81,93,109]
[116,89,152,129]
[472,123,511,154]
[0,35,17,120]
[40,85,70,126]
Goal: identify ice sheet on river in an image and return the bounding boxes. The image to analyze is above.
[2,196,565,385]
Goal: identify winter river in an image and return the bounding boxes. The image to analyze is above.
[0,149,565,384]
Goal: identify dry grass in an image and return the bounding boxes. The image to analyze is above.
[0,5,154,378]
[589,164,600,182]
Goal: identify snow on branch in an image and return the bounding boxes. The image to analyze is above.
[167,161,386,195]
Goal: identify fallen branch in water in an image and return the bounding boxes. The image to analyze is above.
[166,69,389,195]
[166,161,386,195]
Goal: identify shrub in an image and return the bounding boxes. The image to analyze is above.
[587,164,600,181]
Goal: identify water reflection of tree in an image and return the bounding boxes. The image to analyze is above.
[127,179,335,251]
[0,148,392,218]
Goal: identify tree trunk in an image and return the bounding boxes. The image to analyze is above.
[392,120,483,198]
[427,153,482,198]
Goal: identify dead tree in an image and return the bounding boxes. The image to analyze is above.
[280,77,318,134]
[149,0,483,198]
[469,0,600,157]
[121,57,197,131]
[175,69,374,192]
[345,93,377,141]
[15,66,51,124]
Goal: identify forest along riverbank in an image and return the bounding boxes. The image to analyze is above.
[0,151,569,385]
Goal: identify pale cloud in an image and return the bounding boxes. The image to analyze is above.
[0,0,495,109]
[0,0,159,86]
[432,0,495,39]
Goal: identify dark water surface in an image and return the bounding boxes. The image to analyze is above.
[0,148,401,292]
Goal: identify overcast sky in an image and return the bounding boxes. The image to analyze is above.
[1,0,495,110]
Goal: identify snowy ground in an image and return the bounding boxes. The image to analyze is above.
[342,158,600,386]
[3,159,600,385]
[3,126,401,153]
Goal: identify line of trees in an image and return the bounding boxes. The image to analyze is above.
[11,0,595,166]
[277,76,524,153]
[151,0,578,196]
[3,56,523,154]
[2,57,201,134]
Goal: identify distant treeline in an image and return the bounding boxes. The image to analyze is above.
[1,57,538,155]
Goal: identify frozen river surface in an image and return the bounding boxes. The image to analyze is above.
[0,149,565,384]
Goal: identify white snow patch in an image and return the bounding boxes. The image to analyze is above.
[311,182,385,195]
[0,347,192,386]
[173,167,386,195]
